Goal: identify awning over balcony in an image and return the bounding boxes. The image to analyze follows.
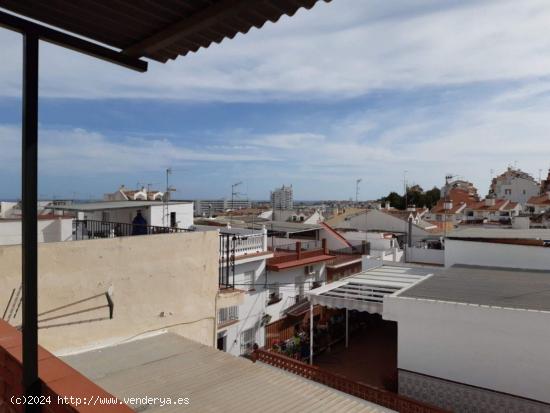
[307,264,434,314]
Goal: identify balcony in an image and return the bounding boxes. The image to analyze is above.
[267,240,335,272]
[280,296,310,317]
[219,230,268,258]
[73,219,190,240]
[326,246,363,268]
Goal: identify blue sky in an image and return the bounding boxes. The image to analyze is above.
[2,0,550,201]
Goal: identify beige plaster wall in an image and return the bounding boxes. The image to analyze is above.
[0,231,218,354]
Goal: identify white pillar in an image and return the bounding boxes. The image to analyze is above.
[345,308,349,348]
[309,302,314,365]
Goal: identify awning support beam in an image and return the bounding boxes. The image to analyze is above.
[21,31,40,413]
[0,10,147,72]
[309,302,313,365]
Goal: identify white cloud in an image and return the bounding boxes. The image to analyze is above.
[3,0,550,101]
[0,125,278,176]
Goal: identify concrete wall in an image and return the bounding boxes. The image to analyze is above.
[0,218,73,246]
[0,231,219,354]
[384,296,550,404]
[445,239,550,270]
[406,247,445,265]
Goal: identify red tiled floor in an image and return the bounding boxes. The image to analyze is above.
[313,318,397,391]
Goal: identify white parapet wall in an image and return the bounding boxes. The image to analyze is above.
[0,218,73,246]
[406,247,444,265]
[384,295,550,404]
[445,239,550,270]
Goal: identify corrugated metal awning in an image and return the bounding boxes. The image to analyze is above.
[307,265,433,313]
[0,0,331,63]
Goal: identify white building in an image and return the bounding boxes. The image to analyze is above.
[0,216,73,246]
[489,167,540,205]
[104,185,164,201]
[463,198,522,223]
[272,208,324,224]
[215,227,273,357]
[526,192,550,215]
[271,184,293,210]
[50,200,194,230]
[328,208,438,247]
[384,265,550,412]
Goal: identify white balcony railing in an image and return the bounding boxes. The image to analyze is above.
[220,229,267,258]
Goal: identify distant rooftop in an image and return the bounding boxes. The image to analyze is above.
[48,200,191,212]
[62,333,392,413]
[237,220,323,233]
[399,265,550,312]
[448,227,550,241]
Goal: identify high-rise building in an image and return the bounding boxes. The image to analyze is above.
[271,185,293,210]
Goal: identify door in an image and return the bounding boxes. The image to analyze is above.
[217,333,226,351]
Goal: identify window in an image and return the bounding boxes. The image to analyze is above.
[218,306,238,325]
[243,271,255,290]
[240,326,257,355]
[170,211,177,227]
[505,189,512,195]
[267,282,281,305]
[101,211,110,222]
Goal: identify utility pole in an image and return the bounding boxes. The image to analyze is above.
[230,181,243,224]
[355,178,362,204]
[443,174,455,240]
[163,168,172,227]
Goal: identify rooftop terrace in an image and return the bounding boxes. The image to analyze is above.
[400,265,550,311]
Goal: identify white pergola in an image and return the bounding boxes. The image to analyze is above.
[306,264,433,364]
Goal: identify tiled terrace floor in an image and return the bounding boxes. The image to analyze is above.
[313,318,398,391]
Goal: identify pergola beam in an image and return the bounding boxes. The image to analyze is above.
[0,10,147,72]
[122,0,254,58]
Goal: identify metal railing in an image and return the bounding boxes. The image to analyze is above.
[270,239,321,253]
[73,219,190,240]
[253,349,449,413]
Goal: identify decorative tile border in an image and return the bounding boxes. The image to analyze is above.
[399,369,550,413]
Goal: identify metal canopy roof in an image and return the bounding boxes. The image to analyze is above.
[0,0,331,63]
[62,333,393,413]
[307,265,434,313]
